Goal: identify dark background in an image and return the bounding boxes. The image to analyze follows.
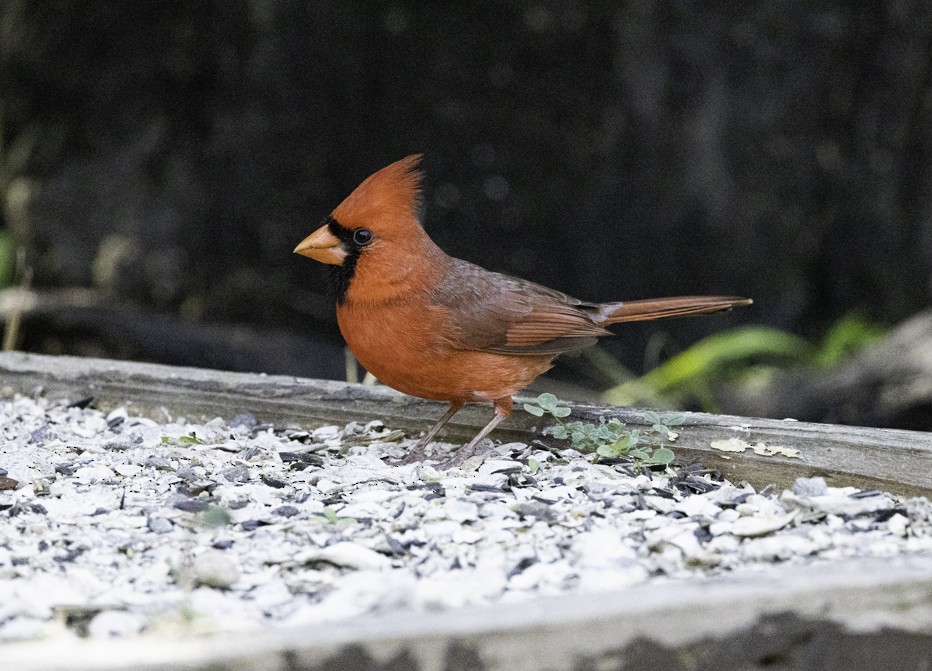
[2,1,931,425]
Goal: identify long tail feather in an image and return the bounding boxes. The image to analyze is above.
[595,296,752,325]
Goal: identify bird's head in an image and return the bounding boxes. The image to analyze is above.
[294,154,446,302]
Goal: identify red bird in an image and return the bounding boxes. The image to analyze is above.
[295,155,751,464]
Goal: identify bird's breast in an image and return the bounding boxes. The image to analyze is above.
[336,299,552,403]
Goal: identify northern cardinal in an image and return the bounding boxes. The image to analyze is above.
[295,155,751,464]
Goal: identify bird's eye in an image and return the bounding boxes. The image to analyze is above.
[353,228,373,246]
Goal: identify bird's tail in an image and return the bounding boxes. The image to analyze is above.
[595,296,752,325]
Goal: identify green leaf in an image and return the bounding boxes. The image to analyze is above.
[524,403,545,417]
[664,413,686,426]
[178,433,204,445]
[322,507,339,524]
[606,327,813,404]
[548,425,568,440]
[816,312,888,367]
[0,232,15,289]
[528,458,540,475]
[199,507,232,528]
[596,444,619,457]
[607,419,625,431]
[643,410,662,425]
[551,406,571,418]
[612,434,633,452]
[536,393,558,410]
[650,447,675,465]
[629,448,651,460]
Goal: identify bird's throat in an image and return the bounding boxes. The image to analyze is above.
[329,257,359,305]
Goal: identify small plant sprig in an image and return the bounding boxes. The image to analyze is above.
[322,506,356,527]
[523,393,683,467]
[161,432,205,445]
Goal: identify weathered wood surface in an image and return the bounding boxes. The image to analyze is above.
[0,351,929,497]
[5,555,932,671]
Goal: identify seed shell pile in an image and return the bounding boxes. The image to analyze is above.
[1,394,929,641]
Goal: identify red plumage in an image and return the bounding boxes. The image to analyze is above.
[295,155,751,464]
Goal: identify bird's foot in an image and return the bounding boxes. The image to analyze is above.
[400,443,431,465]
[435,439,496,471]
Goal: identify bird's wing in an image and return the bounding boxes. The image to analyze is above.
[429,259,608,356]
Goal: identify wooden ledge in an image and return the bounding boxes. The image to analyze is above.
[5,554,932,671]
[0,351,930,497]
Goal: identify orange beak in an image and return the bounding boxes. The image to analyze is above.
[293,224,347,265]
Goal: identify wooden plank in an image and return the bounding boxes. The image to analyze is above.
[5,554,932,671]
[0,351,930,497]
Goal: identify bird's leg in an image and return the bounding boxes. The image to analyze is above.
[462,397,512,451]
[401,401,465,464]
[437,397,512,470]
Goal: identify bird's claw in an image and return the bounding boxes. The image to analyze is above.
[435,439,496,471]
[400,444,430,465]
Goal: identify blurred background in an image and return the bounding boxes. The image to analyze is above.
[1,1,931,430]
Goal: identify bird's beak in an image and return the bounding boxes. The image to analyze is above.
[293,225,347,265]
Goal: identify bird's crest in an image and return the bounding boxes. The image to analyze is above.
[331,154,424,231]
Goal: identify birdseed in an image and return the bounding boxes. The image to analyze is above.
[0,394,929,641]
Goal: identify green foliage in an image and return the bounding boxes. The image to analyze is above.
[814,311,887,367]
[161,432,205,445]
[0,232,14,289]
[523,393,679,467]
[606,326,811,407]
[198,506,233,528]
[604,316,890,411]
[523,392,571,417]
[321,506,356,526]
